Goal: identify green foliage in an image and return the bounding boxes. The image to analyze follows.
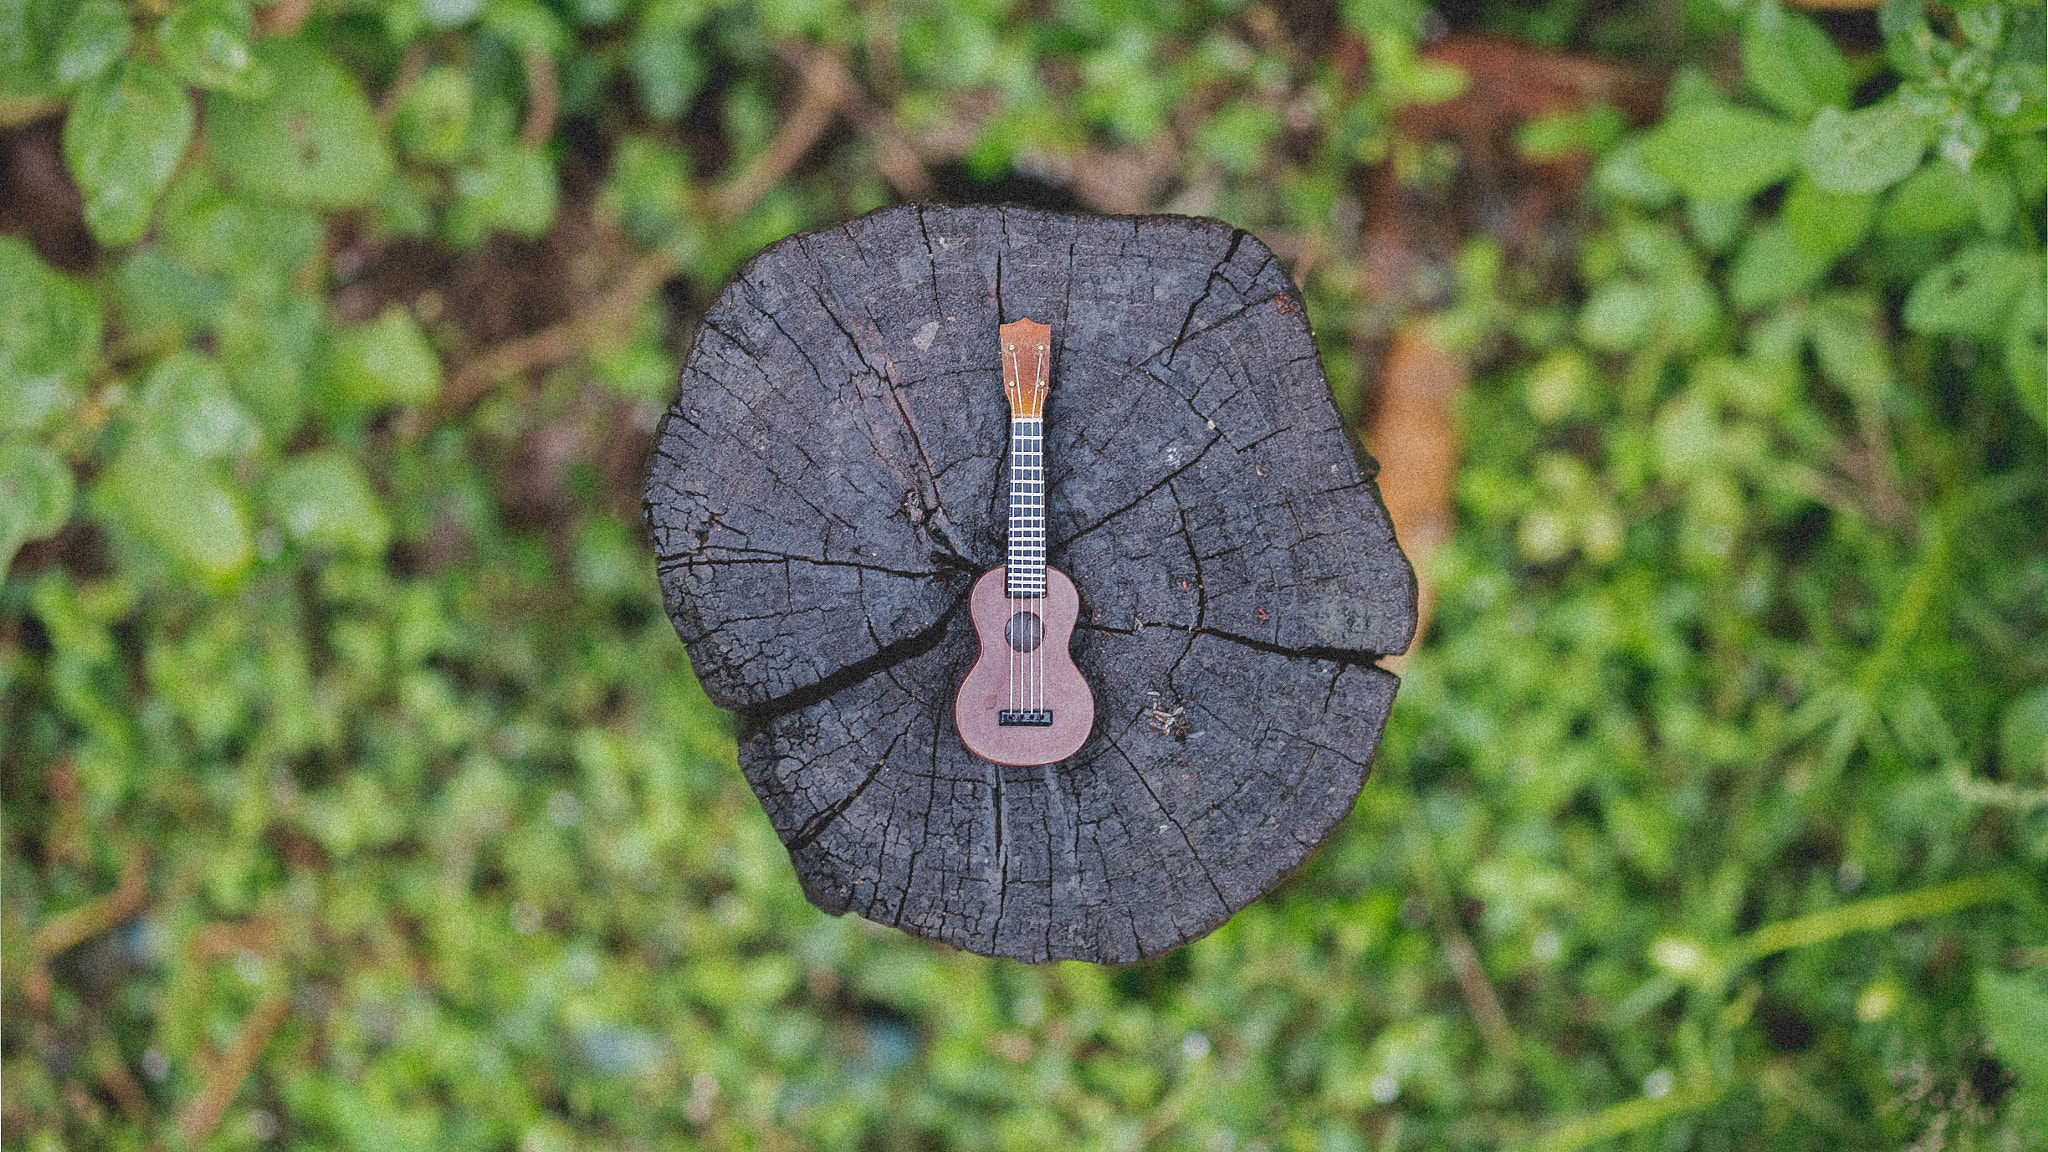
[1802,102,1929,194]
[0,442,73,573]
[2,0,2043,1149]
[319,306,444,413]
[1979,969,2048,1124]
[156,0,269,97]
[204,38,391,208]
[1640,106,1802,203]
[62,60,196,246]
[52,0,131,92]
[0,238,99,436]
[266,450,392,556]
[1739,1,1848,121]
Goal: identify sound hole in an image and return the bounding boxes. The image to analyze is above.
[1005,611,1043,652]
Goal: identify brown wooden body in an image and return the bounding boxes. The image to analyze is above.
[954,566,1094,766]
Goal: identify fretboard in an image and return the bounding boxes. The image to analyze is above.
[1007,417,1045,596]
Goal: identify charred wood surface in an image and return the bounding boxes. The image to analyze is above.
[645,204,1415,963]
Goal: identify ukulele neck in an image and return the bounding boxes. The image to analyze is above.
[1000,319,1052,598]
[1008,416,1044,595]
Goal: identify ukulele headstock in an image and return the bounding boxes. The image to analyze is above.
[1001,319,1052,419]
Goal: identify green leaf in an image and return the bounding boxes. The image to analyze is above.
[446,145,558,248]
[1195,100,1281,175]
[1653,391,1719,483]
[266,450,391,556]
[156,0,269,97]
[1684,198,1745,255]
[600,135,690,248]
[1729,220,1829,311]
[420,0,485,29]
[1604,792,1678,876]
[1809,295,1893,404]
[1593,137,1677,209]
[1616,220,1693,280]
[1971,162,2015,237]
[1879,160,1979,236]
[1978,971,2048,1089]
[1577,280,1658,352]
[570,0,626,26]
[217,287,319,443]
[393,66,475,166]
[135,351,260,461]
[1694,354,1794,418]
[629,20,706,123]
[52,0,128,89]
[0,441,74,576]
[1878,0,1940,79]
[160,165,323,277]
[97,441,252,583]
[1782,177,1874,260]
[1638,107,1801,203]
[481,0,567,55]
[2002,686,2048,779]
[0,0,68,101]
[2005,3,2047,66]
[1663,276,1721,352]
[1525,349,1591,423]
[1903,245,2033,338]
[0,238,101,436]
[1663,66,1727,118]
[320,306,443,412]
[591,332,674,404]
[94,353,258,584]
[1957,3,2003,51]
[368,169,436,238]
[2006,275,2046,431]
[1515,105,1628,164]
[61,59,196,246]
[1741,2,1850,120]
[204,37,392,208]
[113,248,229,342]
[1801,101,1928,195]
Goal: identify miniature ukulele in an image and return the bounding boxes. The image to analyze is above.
[953,319,1096,766]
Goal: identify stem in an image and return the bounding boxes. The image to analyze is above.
[1737,872,2012,962]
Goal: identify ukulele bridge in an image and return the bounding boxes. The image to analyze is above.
[998,710,1054,727]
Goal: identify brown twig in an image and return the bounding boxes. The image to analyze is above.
[1406,815,1522,1067]
[378,45,429,124]
[32,851,150,961]
[1848,407,1912,536]
[441,43,891,410]
[441,249,677,412]
[520,49,559,149]
[778,43,934,200]
[90,1031,154,1129]
[62,1081,106,1128]
[710,68,843,219]
[255,0,312,37]
[188,917,284,964]
[177,990,293,1146]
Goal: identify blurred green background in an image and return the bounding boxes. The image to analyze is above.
[4,0,2047,1148]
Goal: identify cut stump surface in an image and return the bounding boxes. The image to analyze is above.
[645,204,1416,963]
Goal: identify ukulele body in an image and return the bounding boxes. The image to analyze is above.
[953,565,1094,766]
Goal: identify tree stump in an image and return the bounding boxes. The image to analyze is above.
[644,204,1415,964]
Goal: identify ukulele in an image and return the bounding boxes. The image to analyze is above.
[953,319,1096,766]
